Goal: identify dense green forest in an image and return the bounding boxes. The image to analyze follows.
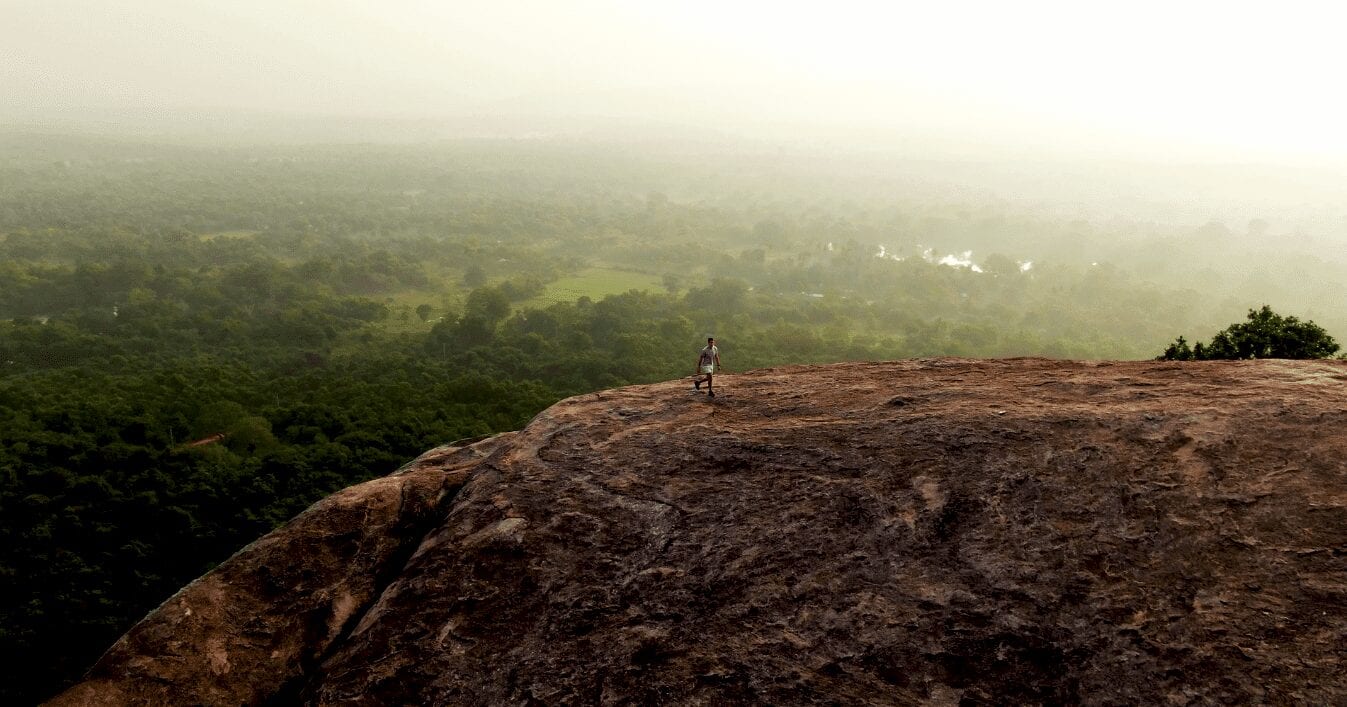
[3,134,1345,702]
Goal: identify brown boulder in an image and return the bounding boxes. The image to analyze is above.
[55,359,1347,704]
[50,434,512,706]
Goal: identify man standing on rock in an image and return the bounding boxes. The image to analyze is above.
[693,337,721,398]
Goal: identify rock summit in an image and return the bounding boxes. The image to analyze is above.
[54,358,1347,705]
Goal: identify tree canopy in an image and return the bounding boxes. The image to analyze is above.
[1160,306,1340,360]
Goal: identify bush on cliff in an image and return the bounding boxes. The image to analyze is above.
[1160,306,1340,360]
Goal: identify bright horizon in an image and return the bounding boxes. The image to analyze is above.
[5,0,1347,163]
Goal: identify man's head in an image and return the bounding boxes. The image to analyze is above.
[707,337,715,345]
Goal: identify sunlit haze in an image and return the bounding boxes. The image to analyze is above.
[5,0,1347,163]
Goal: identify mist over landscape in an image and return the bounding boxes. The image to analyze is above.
[4,1,1347,703]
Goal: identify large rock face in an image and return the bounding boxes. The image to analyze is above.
[53,359,1347,705]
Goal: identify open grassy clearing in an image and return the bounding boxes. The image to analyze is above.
[364,262,465,334]
[371,288,459,334]
[355,267,665,341]
[198,230,259,241]
[517,268,665,309]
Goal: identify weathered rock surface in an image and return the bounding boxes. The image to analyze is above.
[50,434,513,707]
[54,359,1347,705]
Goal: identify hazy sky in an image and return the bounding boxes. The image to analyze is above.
[5,0,1347,162]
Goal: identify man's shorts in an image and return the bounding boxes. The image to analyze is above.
[700,365,714,374]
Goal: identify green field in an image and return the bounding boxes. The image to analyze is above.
[363,263,463,335]
[357,268,665,338]
[198,230,259,241]
[518,268,665,309]
[373,291,453,335]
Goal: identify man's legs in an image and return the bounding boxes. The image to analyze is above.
[706,372,714,397]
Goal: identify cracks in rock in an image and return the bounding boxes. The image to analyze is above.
[528,421,583,465]
[271,458,492,704]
